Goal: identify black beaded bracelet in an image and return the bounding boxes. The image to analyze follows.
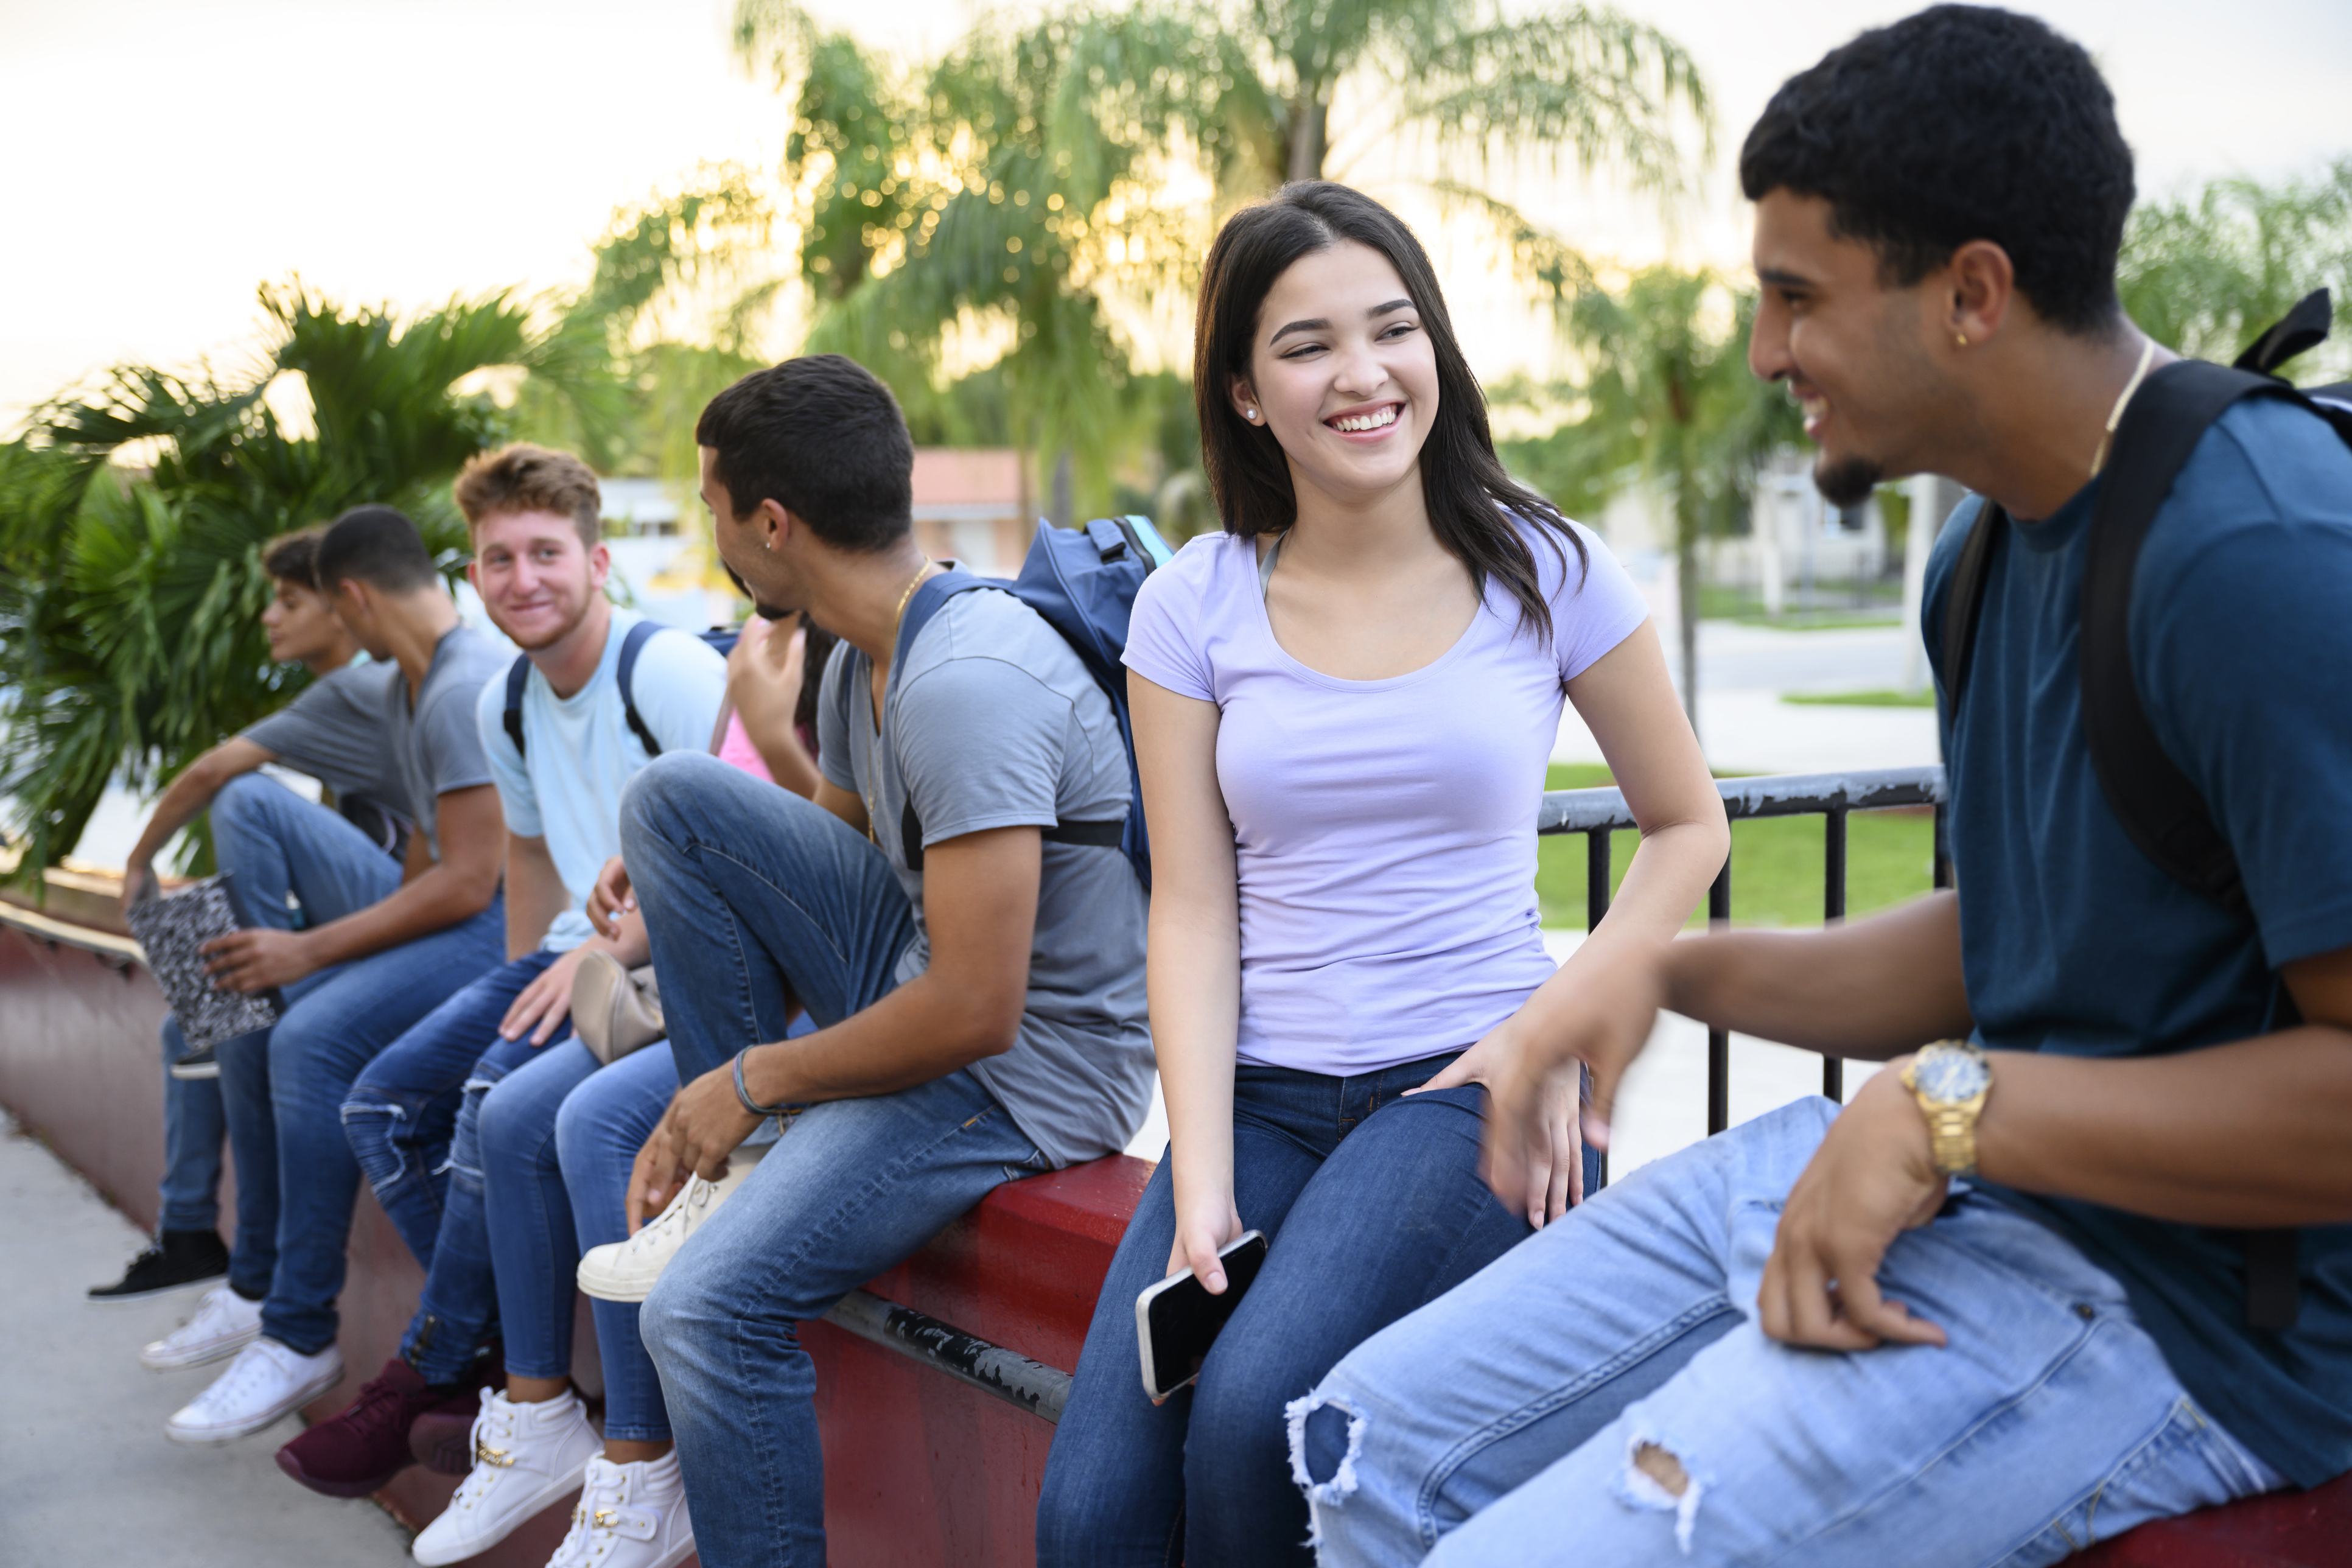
[732,1048,794,1118]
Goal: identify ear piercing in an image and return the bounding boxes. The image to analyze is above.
[1245,408,1259,422]
[1955,332,1970,348]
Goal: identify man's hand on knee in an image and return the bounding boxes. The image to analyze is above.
[1758,1066,1950,1351]
[628,1097,696,1233]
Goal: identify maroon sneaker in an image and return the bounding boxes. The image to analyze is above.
[275,1357,441,1498]
[407,1344,503,1475]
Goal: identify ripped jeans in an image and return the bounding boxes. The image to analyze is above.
[343,949,570,1383]
[1298,1097,2283,1567]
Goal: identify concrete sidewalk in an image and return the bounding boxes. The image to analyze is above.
[0,1108,411,1567]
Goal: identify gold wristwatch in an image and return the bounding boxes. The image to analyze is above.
[1901,1040,1992,1177]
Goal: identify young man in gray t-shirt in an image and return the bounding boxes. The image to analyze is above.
[93,527,415,1322]
[586,357,1150,1563]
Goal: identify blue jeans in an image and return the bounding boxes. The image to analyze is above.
[212,828,506,1349]
[1037,1059,1589,1568]
[344,951,570,1382]
[163,774,401,1287]
[1301,1097,2285,1567]
[621,752,1048,1565]
[478,1038,679,1443]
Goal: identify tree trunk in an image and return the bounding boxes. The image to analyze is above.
[1287,95,1329,182]
[1051,448,1074,530]
[1677,486,1701,744]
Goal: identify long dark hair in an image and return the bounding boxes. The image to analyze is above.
[1193,181,1586,637]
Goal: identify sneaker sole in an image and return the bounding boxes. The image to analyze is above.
[575,1270,656,1304]
[141,1326,261,1373]
[411,1463,595,1567]
[167,1063,221,1081]
[86,1273,230,1306]
[275,1444,408,1500]
[166,1364,345,1446]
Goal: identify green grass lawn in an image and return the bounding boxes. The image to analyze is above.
[1781,688,1937,709]
[1535,763,1939,929]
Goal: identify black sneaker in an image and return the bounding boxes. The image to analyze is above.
[88,1228,229,1303]
[168,1044,219,1081]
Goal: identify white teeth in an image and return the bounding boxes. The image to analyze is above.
[1330,406,1398,433]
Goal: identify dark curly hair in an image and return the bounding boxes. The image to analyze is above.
[1194,181,1586,639]
[1739,5,2133,336]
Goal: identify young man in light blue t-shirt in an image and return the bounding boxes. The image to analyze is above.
[275,446,725,1505]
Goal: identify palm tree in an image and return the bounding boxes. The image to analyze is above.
[1502,266,1797,737]
[726,0,1710,522]
[0,284,619,883]
[2119,158,2352,384]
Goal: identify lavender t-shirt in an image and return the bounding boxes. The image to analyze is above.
[1123,519,1648,1076]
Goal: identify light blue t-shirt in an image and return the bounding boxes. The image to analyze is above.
[474,608,728,951]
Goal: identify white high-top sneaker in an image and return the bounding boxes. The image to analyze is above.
[141,1284,264,1371]
[576,1146,765,1304]
[164,1337,343,1444]
[411,1387,600,1567]
[545,1452,694,1568]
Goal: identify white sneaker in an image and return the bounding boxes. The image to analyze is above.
[576,1146,764,1303]
[545,1453,694,1568]
[411,1387,600,1567]
[141,1284,264,1371]
[165,1337,343,1444]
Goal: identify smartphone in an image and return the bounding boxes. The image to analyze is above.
[1135,1230,1269,1404]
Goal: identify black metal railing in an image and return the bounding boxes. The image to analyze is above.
[1540,765,1950,1183]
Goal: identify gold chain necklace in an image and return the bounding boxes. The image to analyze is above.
[864,558,936,843]
[2089,337,2159,478]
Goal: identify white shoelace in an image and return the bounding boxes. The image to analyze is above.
[549,1463,656,1565]
[193,1340,296,1412]
[618,1177,714,1256]
[170,1286,245,1345]
[449,1398,522,1511]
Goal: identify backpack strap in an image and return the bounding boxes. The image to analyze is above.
[615,619,665,758]
[1940,495,2004,712]
[889,570,1127,872]
[501,654,532,760]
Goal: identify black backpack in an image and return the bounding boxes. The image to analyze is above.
[500,620,739,761]
[1941,289,2352,1332]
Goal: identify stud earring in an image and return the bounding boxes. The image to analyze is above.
[1955,332,1970,348]
[1245,408,1259,422]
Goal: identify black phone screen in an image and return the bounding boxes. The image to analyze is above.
[1143,1233,1269,1401]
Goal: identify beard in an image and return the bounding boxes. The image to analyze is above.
[1813,453,1885,509]
[722,559,797,623]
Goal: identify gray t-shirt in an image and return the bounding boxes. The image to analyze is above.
[819,586,1151,1167]
[387,624,508,860]
[240,660,412,821]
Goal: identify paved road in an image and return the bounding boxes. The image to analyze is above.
[0,1110,412,1567]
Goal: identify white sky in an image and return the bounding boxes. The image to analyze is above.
[3,0,2347,432]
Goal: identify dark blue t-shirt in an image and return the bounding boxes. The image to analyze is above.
[1922,396,2352,1489]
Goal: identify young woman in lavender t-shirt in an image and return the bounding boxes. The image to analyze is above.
[1036,184,1730,1565]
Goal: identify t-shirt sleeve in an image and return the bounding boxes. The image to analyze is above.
[418,671,497,805]
[2140,510,2352,968]
[472,673,539,839]
[895,656,1069,845]
[816,642,857,794]
[240,673,346,772]
[1120,542,1216,702]
[1547,521,1651,682]
[632,628,730,757]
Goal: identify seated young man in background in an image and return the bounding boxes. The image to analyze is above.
[273,445,727,1503]
[166,505,512,1447]
[1297,11,2352,1566]
[584,355,1151,1565]
[93,526,411,1354]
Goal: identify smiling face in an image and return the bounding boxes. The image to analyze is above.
[1231,239,1440,511]
[467,509,607,652]
[259,576,348,666]
[1749,189,1956,506]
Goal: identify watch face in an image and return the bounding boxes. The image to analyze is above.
[1915,1048,1990,1104]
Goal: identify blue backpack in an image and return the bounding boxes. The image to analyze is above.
[893,515,1175,891]
[501,620,738,761]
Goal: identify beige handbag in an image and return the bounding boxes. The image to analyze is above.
[571,949,665,1065]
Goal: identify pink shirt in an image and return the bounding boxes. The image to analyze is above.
[1122,520,1647,1075]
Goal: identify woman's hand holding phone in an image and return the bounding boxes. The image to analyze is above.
[1167,1182,1248,1294]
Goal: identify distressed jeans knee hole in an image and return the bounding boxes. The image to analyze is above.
[1286,1393,1367,1550]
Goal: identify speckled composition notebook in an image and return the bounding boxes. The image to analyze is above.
[125,873,283,1050]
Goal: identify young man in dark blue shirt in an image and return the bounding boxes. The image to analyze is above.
[1299,9,2352,1565]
